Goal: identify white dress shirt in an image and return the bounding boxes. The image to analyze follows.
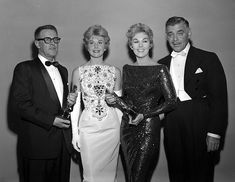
[170,43,191,101]
[39,54,64,107]
[170,44,220,139]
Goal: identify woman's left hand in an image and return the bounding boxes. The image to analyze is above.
[129,113,144,126]
[105,93,117,105]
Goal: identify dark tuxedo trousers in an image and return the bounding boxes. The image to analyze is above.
[11,58,73,182]
[159,46,228,182]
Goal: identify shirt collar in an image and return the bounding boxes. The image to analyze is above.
[38,54,56,68]
[171,43,190,58]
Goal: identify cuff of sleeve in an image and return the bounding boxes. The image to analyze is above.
[114,90,122,97]
[207,132,221,139]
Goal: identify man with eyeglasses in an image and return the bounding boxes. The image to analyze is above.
[11,24,77,182]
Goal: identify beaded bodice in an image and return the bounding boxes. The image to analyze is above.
[122,64,176,116]
[79,65,116,120]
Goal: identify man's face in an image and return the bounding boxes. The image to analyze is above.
[166,22,191,52]
[35,29,59,61]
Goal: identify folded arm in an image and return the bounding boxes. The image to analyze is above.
[143,66,177,119]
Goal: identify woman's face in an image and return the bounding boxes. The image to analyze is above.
[131,32,151,59]
[87,35,106,58]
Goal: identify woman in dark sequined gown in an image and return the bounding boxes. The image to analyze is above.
[106,23,177,182]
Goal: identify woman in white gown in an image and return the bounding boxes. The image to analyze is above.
[70,25,122,182]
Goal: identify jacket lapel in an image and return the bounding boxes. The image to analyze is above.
[159,55,172,69]
[35,58,61,108]
[159,47,199,89]
[57,65,69,109]
[184,46,199,86]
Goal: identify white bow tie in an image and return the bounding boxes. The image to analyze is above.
[171,51,187,58]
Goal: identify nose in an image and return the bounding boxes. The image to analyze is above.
[173,34,178,41]
[139,41,143,47]
[94,42,99,48]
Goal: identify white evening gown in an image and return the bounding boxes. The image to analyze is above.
[79,65,120,182]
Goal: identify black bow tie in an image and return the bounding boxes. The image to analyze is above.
[45,61,59,67]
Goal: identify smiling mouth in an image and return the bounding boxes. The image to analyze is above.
[173,43,181,46]
[93,50,100,53]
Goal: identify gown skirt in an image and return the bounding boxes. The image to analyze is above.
[121,115,161,182]
[79,107,120,182]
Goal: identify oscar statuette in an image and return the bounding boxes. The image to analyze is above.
[60,85,78,119]
[105,89,138,120]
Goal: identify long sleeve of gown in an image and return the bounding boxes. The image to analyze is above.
[107,91,138,119]
[143,66,177,119]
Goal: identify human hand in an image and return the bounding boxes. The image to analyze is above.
[159,113,165,120]
[53,117,70,128]
[67,92,78,106]
[206,135,220,152]
[129,113,144,126]
[73,141,80,152]
[72,130,80,152]
[105,93,117,105]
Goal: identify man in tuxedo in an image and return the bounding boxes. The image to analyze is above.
[11,25,76,182]
[158,16,228,182]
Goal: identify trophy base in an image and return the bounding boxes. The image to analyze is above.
[128,110,138,120]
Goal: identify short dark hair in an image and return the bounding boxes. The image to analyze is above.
[34,25,58,39]
[165,16,189,28]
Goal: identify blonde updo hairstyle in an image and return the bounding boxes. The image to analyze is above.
[83,25,110,50]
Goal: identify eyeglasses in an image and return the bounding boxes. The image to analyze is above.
[36,37,61,44]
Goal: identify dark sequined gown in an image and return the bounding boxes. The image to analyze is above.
[120,64,177,182]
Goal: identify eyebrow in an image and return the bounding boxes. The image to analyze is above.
[177,30,184,32]
[133,37,149,40]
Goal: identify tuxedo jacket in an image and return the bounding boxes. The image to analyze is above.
[11,57,72,158]
[158,46,228,142]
